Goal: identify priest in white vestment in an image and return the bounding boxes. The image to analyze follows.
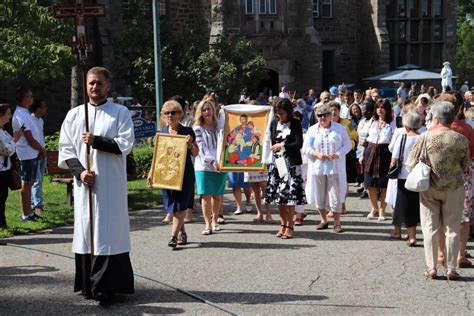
[58,67,135,304]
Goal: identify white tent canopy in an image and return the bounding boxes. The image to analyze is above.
[363,69,451,81]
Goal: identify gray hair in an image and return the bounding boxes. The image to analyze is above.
[402,111,422,130]
[430,101,455,126]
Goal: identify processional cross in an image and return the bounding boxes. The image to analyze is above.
[53,0,105,65]
[53,0,105,267]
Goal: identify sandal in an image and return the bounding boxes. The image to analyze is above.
[253,216,263,223]
[446,270,461,281]
[276,225,287,238]
[333,225,344,234]
[281,226,294,239]
[201,228,212,235]
[168,236,178,248]
[424,268,437,279]
[177,233,187,245]
[406,239,417,247]
[265,215,274,224]
[389,233,402,240]
[316,222,329,230]
[367,209,378,220]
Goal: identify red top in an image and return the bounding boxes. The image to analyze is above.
[451,119,474,159]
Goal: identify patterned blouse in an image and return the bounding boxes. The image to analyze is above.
[408,130,470,191]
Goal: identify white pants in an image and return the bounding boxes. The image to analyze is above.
[307,174,341,212]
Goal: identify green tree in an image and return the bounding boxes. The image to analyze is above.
[190,36,266,103]
[119,1,266,104]
[456,0,474,84]
[0,0,74,82]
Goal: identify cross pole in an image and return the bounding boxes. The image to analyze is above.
[53,0,105,277]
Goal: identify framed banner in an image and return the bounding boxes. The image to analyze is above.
[218,104,272,172]
[149,133,187,190]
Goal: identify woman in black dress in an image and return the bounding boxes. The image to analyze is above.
[265,98,306,239]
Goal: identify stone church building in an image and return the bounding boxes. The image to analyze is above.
[99,0,457,94]
[1,0,458,134]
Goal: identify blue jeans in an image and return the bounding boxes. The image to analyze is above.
[31,158,46,209]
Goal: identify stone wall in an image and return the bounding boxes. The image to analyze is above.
[222,0,322,94]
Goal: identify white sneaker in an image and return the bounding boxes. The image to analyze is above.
[378,216,386,221]
[245,205,253,213]
[211,224,221,232]
[234,209,244,215]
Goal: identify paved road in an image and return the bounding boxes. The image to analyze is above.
[1,185,473,315]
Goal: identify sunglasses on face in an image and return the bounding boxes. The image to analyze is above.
[163,111,177,116]
[316,113,330,118]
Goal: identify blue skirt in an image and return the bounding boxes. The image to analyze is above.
[228,172,250,188]
[195,171,227,195]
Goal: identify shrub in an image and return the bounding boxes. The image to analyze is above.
[45,131,60,151]
[133,145,153,179]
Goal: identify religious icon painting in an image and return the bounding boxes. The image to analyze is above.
[218,104,273,172]
[150,133,187,191]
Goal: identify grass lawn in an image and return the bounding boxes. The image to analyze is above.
[0,177,161,239]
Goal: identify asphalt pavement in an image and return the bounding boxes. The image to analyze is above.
[1,185,473,315]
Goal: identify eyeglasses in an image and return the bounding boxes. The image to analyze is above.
[316,113,330,118]
[163,111,177,116]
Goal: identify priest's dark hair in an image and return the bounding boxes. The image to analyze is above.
[273,97,293,117]
[87,66,111,81]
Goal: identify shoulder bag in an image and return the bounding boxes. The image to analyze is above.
[387,134,406,179]
[404,133,431,192]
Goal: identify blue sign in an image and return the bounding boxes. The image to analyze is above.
[133,118,156,139]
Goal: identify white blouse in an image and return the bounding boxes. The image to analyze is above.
[303,122,352,176]
[364,119,397,144]
[392,134,421,179]
[0,129,16,171]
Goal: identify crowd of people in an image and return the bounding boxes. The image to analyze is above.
[1,68,473,303]
[148,82,473,282]
[0,88,47,229]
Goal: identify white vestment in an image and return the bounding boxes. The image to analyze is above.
[58,101,134,256]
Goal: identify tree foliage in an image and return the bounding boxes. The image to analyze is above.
[120,1,266,104]
[190,36,267,103]
[0,0,74,82]
[456,0,474,83]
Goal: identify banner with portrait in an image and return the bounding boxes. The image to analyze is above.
[217,104,273,172]
[149,133,187,190]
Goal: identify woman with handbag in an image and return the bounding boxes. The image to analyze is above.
[388,112,422,246]
[407,101,470,280]
[0,103,23,229]
[265,98,306,239]
[360,99,397,221]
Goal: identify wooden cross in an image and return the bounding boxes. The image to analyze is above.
[53,0,105,66]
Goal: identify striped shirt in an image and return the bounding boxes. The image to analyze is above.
[193,125,220,172]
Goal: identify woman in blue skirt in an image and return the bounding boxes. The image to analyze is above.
[148,100,199,249]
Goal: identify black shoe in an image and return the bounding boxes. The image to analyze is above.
[359,191,368,199]
[20,215,36,222]
[177,233,187,245]
[168,236,178,248]
[356,187,365,193]
[30,212,42,220]
[94,291,110,303]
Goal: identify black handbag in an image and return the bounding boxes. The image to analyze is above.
[7,155,21,190]
[387,134,406,179]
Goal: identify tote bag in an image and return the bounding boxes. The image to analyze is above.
[405,133,431,192]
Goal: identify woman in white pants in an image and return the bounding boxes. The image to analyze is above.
[303,104,352,233]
